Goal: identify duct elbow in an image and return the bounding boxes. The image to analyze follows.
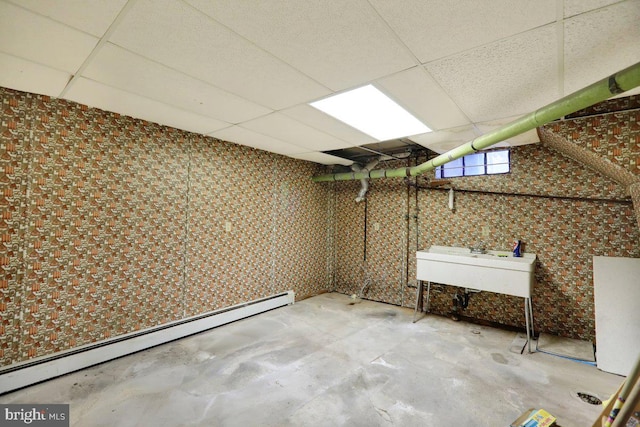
[351,158,380,202]
[355,179,368,202]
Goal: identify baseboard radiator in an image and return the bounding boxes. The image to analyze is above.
[0,291,295,395]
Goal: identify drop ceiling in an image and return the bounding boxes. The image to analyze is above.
[1,0,638,166]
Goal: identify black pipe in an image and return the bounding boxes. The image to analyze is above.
[406,180,633,205]
[363,197,368,262]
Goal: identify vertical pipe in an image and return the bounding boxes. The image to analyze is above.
[363,197,368,262]
[448,188,455,210]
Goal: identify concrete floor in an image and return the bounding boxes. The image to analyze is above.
[0,292,621,426]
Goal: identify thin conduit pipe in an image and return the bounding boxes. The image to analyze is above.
[409,183,633,205]
[402,158,412,306]
[312,62,640,183]
[414,162,419,286]
[363,197,368,262]
[400,231,405,307]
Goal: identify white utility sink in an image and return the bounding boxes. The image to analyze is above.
[415,245,537,352]
[416,245,536,298]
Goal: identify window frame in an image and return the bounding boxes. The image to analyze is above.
[435,149,510,179]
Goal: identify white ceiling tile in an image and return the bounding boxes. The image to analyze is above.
[426,25,559,123]
[475,116,540,146]
[564,1,640,95]
[186,0,416,91]
[613,86,640,99]
[0,2,98,73]
[210,126,307,156]
[375,67,471,130]
[409,125,479,154]
[8,0,128,37]
[109,0,330,110]
[1,0,635,164]
[82,43,272,124]
[280,104,377,146]
[65,78,230,135]
[0,52,71,97]
[289,152,354,166]
[240,113,354,152]
[369,0,555,63]
[564,0,626,18]
[412,116,539,155]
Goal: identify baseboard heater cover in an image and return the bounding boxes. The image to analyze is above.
[0,291,295,395]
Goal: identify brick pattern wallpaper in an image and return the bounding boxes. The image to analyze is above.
[185,137,277,314]
[270,158,334,301]
[363,174,408,306]
[0,91,30,366]
[333,180,365,297]
[0,87,332,367]
[19,99,192,361]
[334,141,639,341]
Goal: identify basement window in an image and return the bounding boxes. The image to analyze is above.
[435,149,510,178]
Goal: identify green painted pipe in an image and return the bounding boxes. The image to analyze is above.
[312,61,640,182]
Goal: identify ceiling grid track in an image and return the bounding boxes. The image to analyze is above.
[556,0,565,99]
[58,0,140,98]
[180,0,333,95]
[2,0,638,164]
[362,0,477,128]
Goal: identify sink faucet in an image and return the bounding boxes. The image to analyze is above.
[470,243,486,254]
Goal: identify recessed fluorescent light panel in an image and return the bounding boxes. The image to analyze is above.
[310,85,431,141]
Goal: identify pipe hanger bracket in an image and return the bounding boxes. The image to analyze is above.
[609,75,624,95]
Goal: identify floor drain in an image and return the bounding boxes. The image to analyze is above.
[577,392,602,405]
